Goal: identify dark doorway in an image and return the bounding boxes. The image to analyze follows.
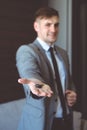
[0,0,48,103]
[72,0,87,119]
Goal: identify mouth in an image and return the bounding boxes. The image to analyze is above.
[49,35,57,40]
[48,33,57,38]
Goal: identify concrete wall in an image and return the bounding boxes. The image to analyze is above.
[49,0,72,69]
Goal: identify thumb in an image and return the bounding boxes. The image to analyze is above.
[18,78,31,84]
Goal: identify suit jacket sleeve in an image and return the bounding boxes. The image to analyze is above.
[16,44,45,96]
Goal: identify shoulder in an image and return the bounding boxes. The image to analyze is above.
[55,45,69,65]
[16,43,40,62]
[16,43,35,55]
[55,45,67,55]
[16,38,39,53]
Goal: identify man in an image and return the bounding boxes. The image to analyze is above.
[16,7,77,130]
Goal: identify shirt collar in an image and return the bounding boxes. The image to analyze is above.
[37,37,54,51]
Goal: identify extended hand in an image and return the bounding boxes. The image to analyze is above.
[18,78,53,97]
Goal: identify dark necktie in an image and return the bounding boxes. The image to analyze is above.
[49,47,67,119]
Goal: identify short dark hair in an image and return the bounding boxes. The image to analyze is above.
[34,7,59,21]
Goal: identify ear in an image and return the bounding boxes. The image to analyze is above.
[34,22,39,32]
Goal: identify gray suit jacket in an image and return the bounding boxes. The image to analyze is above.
[16,39,75,130]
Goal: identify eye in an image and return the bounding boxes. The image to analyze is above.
[55,23,60,28]
[45,23,51,27]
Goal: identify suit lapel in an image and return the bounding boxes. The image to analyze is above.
[33,40,51,67]
[54,45,69,89]
[54,45,68,71]
[32,39,54,76]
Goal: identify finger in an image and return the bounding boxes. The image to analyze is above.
[65,90,72,95]
[41,87,53,95]
[38,88,53,97]
[36,90,47,97]
[43,90,53,97]
[68,103,74,107]
[67,96,76,102]
[18,78,33,84]
[68,101,76,106]
[46,93,53,97]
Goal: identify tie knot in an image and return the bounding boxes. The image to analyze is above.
[49,47,54,52]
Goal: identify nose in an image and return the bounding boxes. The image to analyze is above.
[51,25,56,32]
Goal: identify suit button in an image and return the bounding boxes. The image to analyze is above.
[55,98,57,102]
[53,112,56,115]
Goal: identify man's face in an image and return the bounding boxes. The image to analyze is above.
[34,16,59,45]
